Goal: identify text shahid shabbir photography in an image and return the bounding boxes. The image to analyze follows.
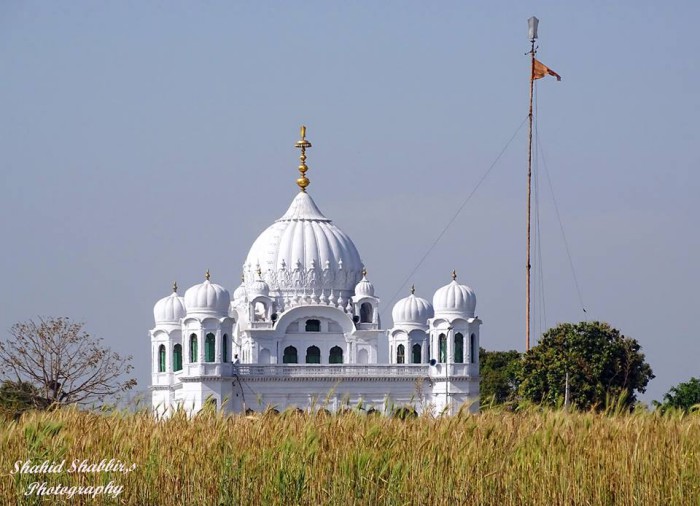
[10,458,137,500]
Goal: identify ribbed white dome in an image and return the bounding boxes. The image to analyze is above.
[433,279,476,317]
[184,279,231,316]
[249,272,270,297]
[392,293,434,325]
[354,273,375,298]
[153,292,186,324]
[233,282,247,302]
[244,192,364,295]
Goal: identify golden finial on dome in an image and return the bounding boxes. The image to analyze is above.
[294,125,312,192]
[411,284,415,295]
[173,281,178,293]
[362,267,367,278]
[256,265,262,278]
[205,269,211,281]
[452,270,457,281]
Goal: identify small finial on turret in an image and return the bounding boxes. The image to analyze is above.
[173,281,178,293]
[241,272,245,283]
[452,270,457,281]
[294,125,312,192]
[411,284,415,295]
[256,265,262,278]
[362,267,367,278]
[205,269,211,281]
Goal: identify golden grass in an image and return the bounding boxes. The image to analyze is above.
[0,406,698,505]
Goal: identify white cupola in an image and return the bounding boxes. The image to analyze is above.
[392,285,434,327]
[153,282,187,325]
[432,271,476,318]
[248,266,270,297]
[233,273,247,303]
[354,270,374,298]
[184,270,231,316]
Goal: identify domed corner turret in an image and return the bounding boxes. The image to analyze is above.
[248,266,270,298]
[354,268,375,298]
[232,271,247,305]
[432,270,476,319]
[183,270,231,318]
[391,285,434,328]
[351,268,379,327]
[153,282,187,326]
[387,284,433,364]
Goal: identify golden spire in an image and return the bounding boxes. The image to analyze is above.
[205,269,211,281]
[411,284,415,295]
[172,281,178,293]
[294,125,312,192]
[452,270,457,281]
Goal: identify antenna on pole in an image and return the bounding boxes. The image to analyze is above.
[526,16,539,352]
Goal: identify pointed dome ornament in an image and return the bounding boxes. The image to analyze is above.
[173,281,178,293]
[205,269,211,281]
[452,270,457,281]
[294,125,312,192]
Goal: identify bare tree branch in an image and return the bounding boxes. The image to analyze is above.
[0,317,136,407]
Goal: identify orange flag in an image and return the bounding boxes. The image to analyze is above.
[533,59,561,81]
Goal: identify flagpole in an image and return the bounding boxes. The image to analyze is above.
[526,17,538,352]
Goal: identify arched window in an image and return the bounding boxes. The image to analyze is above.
[357,348,369,364]
[396,344,405,364]
[360,303,373,323]
[305,319,320,332]
[306,345,321,364]
[470,333,476,364]
[222,334,228,363]
[412,344,421,364]
[283,346,298,364]
[173,344,182,372]
[454,333,464,363]
[329,346,343,364]
[158,345,166,372]
[189,334,198,363]
[205,333,215,362]
[254,301,267,321]
[439,334,447,363]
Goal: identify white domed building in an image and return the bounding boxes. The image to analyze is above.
[150,128,481,416]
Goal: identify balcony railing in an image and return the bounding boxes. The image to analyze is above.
[236,364,430,378]
[174,362,477,379]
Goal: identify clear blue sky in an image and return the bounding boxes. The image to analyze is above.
[1,1,698,403]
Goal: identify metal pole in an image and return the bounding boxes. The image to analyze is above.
[526,38,535,352]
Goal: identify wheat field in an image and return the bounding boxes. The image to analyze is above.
[1,406,698,505]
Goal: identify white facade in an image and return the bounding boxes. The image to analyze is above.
[150,132,482,417]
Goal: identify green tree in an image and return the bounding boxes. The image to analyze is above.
[0,380,48,418]
[519,321,654,411]
[656,377,700,413]
[0,317,136,407]
[479,348,522,406]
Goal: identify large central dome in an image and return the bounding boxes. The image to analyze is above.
[243,191,364,296]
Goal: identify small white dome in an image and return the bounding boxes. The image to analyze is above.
[354,270,374,298]
[392,289,434,325]
[233,282,247,302]
[153,290,186,325]
[249,270,270,297]
[433,274,476,317]
[184,274,231,316]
